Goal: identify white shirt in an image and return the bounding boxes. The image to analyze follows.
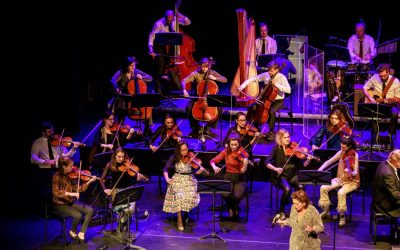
[239,72,290,100]
[255,36,277,57]
[148,16,191,47]
[363,75,400,99]
[347,34,376,64]
[31,136,76,169]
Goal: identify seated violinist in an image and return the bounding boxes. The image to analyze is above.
[238,60,291,141]
[163,141,206,231]
[100,147,145,232]
[182,57,227,137]
[211,134,249,220]
[265,129,304,220]
[90,111,141,157]
[363,63,400,147]
[317,136,359,227]
[310,109,352,150]
[149,113,182,152]
[223,111,261,158]
[52,156,97,241]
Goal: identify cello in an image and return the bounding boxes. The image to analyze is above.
[126,70,152,120]
[191,58,219,122]
[246,74,279,125]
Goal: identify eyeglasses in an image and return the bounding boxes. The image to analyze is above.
[237,119,246,122]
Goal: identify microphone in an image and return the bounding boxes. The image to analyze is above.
[271,213,281,228]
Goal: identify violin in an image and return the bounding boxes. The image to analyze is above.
[118,160,149,181]
[110,122,143,135]
[182,152,209,175]
[342,149,356,181]
[238,124,266,137]
[166,125,183,140]
[331,121,352,137]
[231,148,249,162]
[285,142,321,161]
[49,134,86,147]
[68,166,100,181]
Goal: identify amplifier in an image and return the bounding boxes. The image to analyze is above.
[354,84,365,116]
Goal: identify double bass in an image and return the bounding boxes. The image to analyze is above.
[191,58,219,122]
[167,0,197,88]
[126,70,152,120]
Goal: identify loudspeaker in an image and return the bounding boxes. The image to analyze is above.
[354,84,365,116]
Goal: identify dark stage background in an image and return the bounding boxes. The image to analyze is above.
[18,0,399,214]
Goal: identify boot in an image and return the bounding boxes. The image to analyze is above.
[320,208,330,219]
[338,214,346,227]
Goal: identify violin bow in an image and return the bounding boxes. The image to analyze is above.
[251,123,268,152]
[76,161,82,201]
[324,155,354,172]
[110,118,124,148]
[317,124,346,150]
[155,120,183,152]
[278,140,302,177]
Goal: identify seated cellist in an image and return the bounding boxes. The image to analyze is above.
[182,57,227,137]
[238,60,291,141]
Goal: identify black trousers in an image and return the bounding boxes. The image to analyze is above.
[372,105,398,136]
[223,173,247,214]
[276,175,303,213]
[253,99,284,132]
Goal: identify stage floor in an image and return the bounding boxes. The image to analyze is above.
[6,179,398,249]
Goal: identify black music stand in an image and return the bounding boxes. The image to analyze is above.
[92,151,113,170]
[197,180,231,242]
[298,170,331,204]
[358,103,392,161]
[104,185,145,250]
[154,32,183,46]
[207,95,237,148]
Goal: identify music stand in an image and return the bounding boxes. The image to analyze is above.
[298,170,331,204]
[358,103,392,161]
[154,32,183,46]
[207,95,237,147]
[104,185,145,250]
[92,151,113,170]
[197,180,231,242]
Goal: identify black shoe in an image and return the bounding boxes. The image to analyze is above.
[279,212,286,220]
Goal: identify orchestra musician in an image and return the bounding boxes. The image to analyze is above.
[91,111,140,154]
[52,156,96,241]
[148,9,191,94]
[255,22,277,58]
[110,56,153,135]
[31,121,80,185]
[347,20,376,65]
[238,60,291,141]
[163,141,206,231]
[223,111,260,158]
[149,113,182,152]
[310,109,352,150]
[100,147,145,232]
[182,57,228,137]
[265,129,304,220]
[363,63,400,147]
[211,134,249,220]
[317,136,359,227]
